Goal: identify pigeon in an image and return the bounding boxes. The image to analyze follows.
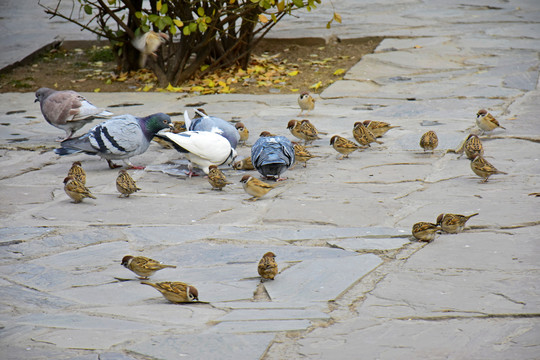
[35,87,112,141]
[54,113,172,169]
[184,109,239,149]
[155,130,237,176]
[251,132,295,181]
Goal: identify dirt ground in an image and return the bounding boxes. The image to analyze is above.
[0,37,381,95]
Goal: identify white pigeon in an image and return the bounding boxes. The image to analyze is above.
[184,109,240,149]
[35,87,112,141]
[155,131,237,177]
[131,31,169,67]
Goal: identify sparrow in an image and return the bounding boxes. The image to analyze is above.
[436,213,479,234]
[352,122,382,147]
[363,120,400,138]
[412,222,440,242]
[298,92,315,116]
[207,165,232,190]
[476,109,505,134]
[63,176,96,203]
[141,281,199,303]
[258,252,278,280]
[67,161,86,185]
[287,119,321,145]
[235,122,249,146]
[463,134,484,160]
[55,113,172,169]
[240,174,276,201]
[330,135,361,159]
[121,255,177,279]
[470,155,507,182]
[116,169,141,197]
[233,156,255,170]
[419,130,438,152]
[292,142,318,167]
[131,30,169,67]
[35,88,112,141]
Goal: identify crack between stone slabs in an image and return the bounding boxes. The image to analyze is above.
[493,292,527,306]
[396,313,540,322]
[482,135,540,143]
[0,160,56,181]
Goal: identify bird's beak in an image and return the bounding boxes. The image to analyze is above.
[34,98,39,103]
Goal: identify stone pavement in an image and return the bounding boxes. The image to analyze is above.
[1,1,539,359]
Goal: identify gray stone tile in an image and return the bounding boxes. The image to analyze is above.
[218,308,330,322]
[98,353,136,360]
[264,254,382,302]
[209,319,312,333]
[32,329,136,350]
[328,237,410,251]
[128,333,274,360]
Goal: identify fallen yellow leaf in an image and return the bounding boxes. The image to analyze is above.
[333,68,345,76]
[287,70,299,76]
[94,88,101,92]
[309,81,322,90]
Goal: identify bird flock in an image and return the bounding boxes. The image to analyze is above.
[35,87,508,303]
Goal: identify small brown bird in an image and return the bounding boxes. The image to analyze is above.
[463,134,484,160]
[131,30,170,67]
[240,174,276,201]
[121,255,177,279]
[63,176,96,203]
[153,120,187,149]
[436,213,479,234]
[207,165,232,190]
[141,281,199,303]
[67,161,86,185]
[235,122,249,146]
[420,130,439,152]
[412,222,440,242]
[258,252,278,280]
[470,155,507,182]
[259,130,277,137]
[476,109,505,134]
[352,122,382,146]
[330,135,361,159]
[116,170,141,198]
[363,120,400,138]
[292,142,318,167]
[287,119,321,145]
[298,92,315,116]
[233,157,255,170]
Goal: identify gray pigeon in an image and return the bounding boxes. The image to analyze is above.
[54,113,172,169]
[251,132,295,181]
[35,87,113,141]
[184,109,240,149]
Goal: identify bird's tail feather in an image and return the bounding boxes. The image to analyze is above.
[54,147,81,156]
[183,110,191,130]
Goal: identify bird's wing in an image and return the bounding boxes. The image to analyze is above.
[87,115,143,155]
[43,91,82,125]
[158,131,231,162]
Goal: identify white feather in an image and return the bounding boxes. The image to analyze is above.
[160,131,237,174]
[183,110,192,130]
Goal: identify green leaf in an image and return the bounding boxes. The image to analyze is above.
[135,11,143,19]
[170,25,177,35]
[141,24,150,32]
[183,26,191,36]
[198,22,207,32]
[293,0,303,7]
[161,3,168,14]
[156,17,166,30]
[173,19,184,28]
[148,14,159,23]
[84,4,92,15]
[163,16,173,26]
[189,22,197,32]
[197,7,205,17]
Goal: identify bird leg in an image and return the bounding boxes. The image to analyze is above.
[276,176,288,182]
[107,159,122,169]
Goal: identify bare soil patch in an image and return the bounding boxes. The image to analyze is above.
[0,37,381,95]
